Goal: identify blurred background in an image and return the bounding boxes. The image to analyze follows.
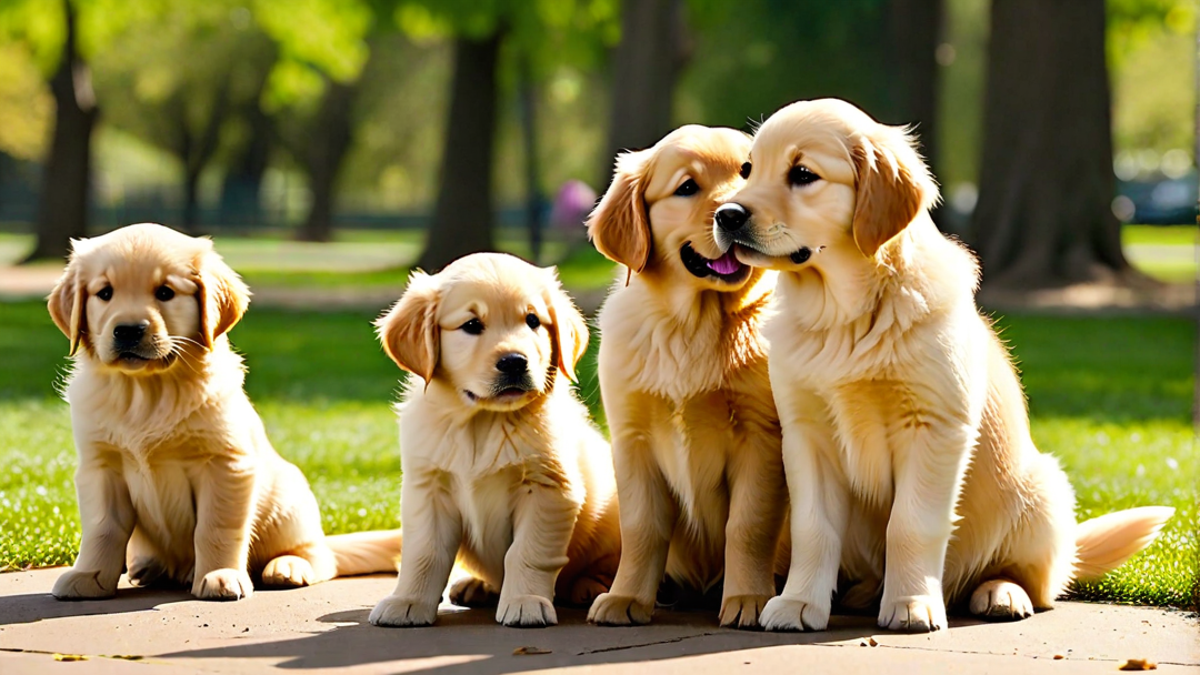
[0,0,1194,300]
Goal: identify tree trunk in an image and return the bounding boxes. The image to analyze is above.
[601,0,687,178]
[970,0,1130,288]
[417,33,501,271]
[297,78,357,243]
[24,0,97,263]
[219,103,271,227]
[888,0,942,220]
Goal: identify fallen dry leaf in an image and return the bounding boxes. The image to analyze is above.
[1117,659,1157,671]
[53,654,87,662]
[513,646,552,656]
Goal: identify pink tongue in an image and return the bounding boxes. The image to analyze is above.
[708,251,741,275]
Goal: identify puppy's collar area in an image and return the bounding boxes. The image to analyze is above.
[679,243,751,283]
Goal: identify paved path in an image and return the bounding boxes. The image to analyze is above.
[1,569,1196,674]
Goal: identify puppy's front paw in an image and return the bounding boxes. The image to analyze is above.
[587,593,652,626]
[369,595,438,627]
[760,595,830,632]
[497,594,556,627]
[969,579,1033,621]
[719,594,772,629]
[449,576,498,607]
[878,595,947,632]
[194,568,254,601]
[262,555,315,588]
[51,568,118,600]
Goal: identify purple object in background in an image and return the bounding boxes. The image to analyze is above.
[550,180,598,235]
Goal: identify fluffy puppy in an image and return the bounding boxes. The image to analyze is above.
[369,253,620,628]
[715,98,1174,632]
[48,223,400,602]
[585,126,787,629]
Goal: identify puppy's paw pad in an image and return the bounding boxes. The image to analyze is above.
[369,595,438,627]
[497,594,556,627]
[587,593,653,626]
[878,595,946,632]
[195,569,254,601]
[566,574,611,607]
[969,579,1033,621]
[760,596,829,632]
[449,577,499,607]
[262,556,315,588]
[51,569,117,600]
[719,594,772,629]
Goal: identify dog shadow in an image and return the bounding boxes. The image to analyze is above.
[0,586,193,627]
[160,606,973,675]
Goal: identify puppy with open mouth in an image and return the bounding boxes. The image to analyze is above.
[369,253,620,628]
[585,126,787,630]
[48,223,401,602]
[713,98,1173,633]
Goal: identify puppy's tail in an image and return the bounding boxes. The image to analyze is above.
[1074,506,1174,581]
[326,529,402,577]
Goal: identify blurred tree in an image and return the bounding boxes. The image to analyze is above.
[971,0,1134,288]
[888,0,942,219]
[600,0,688,180]
[21,0,96,261]
[219,85,273,226]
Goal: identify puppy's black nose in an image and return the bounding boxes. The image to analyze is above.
[715,203,750,233]
[496,353,528,374]
[113,322,148,345]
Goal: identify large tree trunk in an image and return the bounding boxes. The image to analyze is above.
[24,0,97,263]
[601,0,687,176]
[219,103,271,227]
[970,0,1130,288]
[297,78,356,243]
[518,53,544,263]
[888,0,942,218]
[417,33,501,271]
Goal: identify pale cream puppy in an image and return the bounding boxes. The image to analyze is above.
[48,223,400,602]
[585,126,787,629]
[369,253,620,628]
[714,98,1174,632]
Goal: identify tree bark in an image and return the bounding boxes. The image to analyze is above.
[601,0,687,179]
[970,0,1131,288]
[297,78,357,243]
[887,0,942,214]
[24,0,97,263]
[417,33,501,271]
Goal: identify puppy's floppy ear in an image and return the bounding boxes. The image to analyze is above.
[195,245,251,349]
[850,125,939,258]
[47,247,88,356]
[587,149,653,273]
[375,271,440,384]
[544,270,589,384]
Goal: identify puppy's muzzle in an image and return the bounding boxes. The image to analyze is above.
[113,321,149,352]
[495,353,528,375]
[715,203,750,234]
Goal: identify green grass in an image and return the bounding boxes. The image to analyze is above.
[1121,224,1197,247]
[0,300,1194,609]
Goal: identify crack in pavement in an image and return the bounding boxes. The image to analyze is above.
[576,631,724,655]
[821,641,1200,667]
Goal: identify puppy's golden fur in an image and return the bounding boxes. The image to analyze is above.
[48,223,400,602]
[585,126,787,629]
[718,99,1173,632]
[369,253,620,628]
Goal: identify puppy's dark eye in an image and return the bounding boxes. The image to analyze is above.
[155,286,175,302]
[525,313,540,330]
[673,179,699,197]
[96,286,113,301]
[788,165,820,186]
[460,318,484,335]
[740,162,752,179]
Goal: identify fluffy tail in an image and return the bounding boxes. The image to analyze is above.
[326,529,402,577]
[1074,506,1174,581]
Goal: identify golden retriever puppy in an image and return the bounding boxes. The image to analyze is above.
[368,253,620,628]
[714,98,1174,632]
[48,223,400,601]
[584,126,787,629]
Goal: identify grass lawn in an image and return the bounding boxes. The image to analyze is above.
[0,300,1195,610]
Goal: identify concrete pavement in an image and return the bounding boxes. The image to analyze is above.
[1,568,1196,674]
